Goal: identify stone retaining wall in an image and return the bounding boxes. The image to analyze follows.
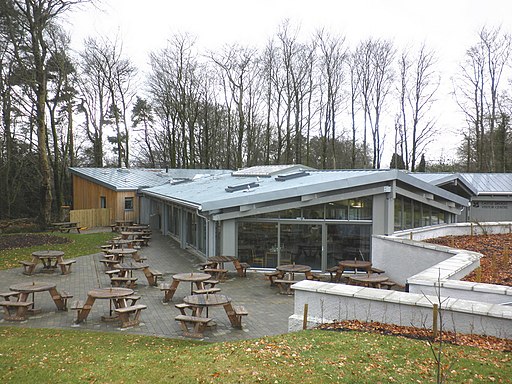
[290,281,512,339]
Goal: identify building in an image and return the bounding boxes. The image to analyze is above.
[69,167,227,224]
[410,172,512,223]
[70,166,472,271]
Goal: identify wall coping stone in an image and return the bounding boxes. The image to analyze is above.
[292,280,512,320]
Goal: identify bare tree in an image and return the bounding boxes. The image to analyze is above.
[455,26,512,171]
[211,43,258,168]
[316,29,347,168]
[397,44,440,171]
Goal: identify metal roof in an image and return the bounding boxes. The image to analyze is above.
[409,173,478,195]
[411,172,512,195]
[460,173,512,195]
[69,167,231,191]
[143,169,469,212]
[231,164,313,177]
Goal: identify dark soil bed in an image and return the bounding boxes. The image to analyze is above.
[425,233,512,287]
[318,320,512,352]
[0,233,71,251]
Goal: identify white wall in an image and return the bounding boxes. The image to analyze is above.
[371,235,473,286]
[290,281,512,339]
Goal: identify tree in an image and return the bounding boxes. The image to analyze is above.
[390,152,406,169]
[455,26,512,171]
[2,0,90,224]
[397,44,440,171]
[131,96,156,167]
[316,29,347,168]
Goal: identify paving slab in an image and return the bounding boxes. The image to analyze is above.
[0,229,294,342]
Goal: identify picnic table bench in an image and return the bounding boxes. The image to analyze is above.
[114,304,147,328]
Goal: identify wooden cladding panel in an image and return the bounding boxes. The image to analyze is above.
[70,208,112,227]
[72,175,138,223]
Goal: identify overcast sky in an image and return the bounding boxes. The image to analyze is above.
[66,0,512,164]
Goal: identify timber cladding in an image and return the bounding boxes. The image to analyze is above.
[72,175,138,223]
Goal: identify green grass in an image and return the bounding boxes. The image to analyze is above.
[0,232,115,270]
[0,327,509,383]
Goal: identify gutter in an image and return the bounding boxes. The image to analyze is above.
[142,190,202,210]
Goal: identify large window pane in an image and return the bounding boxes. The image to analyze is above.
[327,224,371,267]
[237,222,278,268]
[280,223,322,270]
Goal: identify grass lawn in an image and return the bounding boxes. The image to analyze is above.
[0,232,115,270]
[0,327,510,383]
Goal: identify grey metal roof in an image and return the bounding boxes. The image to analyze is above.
[411,172,512,195]
[409,173,478,195]
[231,164,313,177]
[143,168,469,212]
[460,173,512,195]
[69,167,231,191]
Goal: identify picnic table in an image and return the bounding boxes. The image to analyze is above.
[177,294,247,337]
[51,222,80,233]
[206,255,250,277]
[105,248,140,262]
[116,261,161,287]
[348,274,389,289]
[73,287,145,328]
[331,260,373,283]
[9,281,68,313]
[22,250,76,275]
[160,272,211,303]
[273,264,313,294]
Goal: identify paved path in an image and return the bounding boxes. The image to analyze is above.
[0,230,294,342]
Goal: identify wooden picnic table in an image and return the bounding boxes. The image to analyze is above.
[74,287,134,323]
[160,272,211,302]
[332,260,373,282]
[117,261,159,286]
[28,250,65,275]
[273,264,313,294]
[207,255,249,277]
[9,281,67,312]
[51,222,80,233]
[182,293,246,331]
[348,274,389,289]
[276,264,311,279]
[105,248,139,262]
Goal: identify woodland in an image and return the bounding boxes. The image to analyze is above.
[1,1,512,223]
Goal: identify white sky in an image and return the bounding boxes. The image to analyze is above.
[66,0,512,166]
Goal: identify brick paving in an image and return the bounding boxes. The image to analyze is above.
[0,230,294,342]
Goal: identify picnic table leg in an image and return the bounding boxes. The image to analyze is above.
[49,287,66,311]
[142,267,156,286]
[223,303,241,328]
[76,296,95,323]
[163,280,180,302]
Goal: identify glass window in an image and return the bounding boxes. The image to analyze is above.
[422,205,431,227]
[394,197,403,231]
[100,196,106,208]
[326,201,349,220]
[348,197,372,220]
[414,202,422,228]
[302,204,324,220]
[237,222,278,268]
[124,197,134,211]
[403,198,412,229]
[280,223,322,270]
[327,224,371,267]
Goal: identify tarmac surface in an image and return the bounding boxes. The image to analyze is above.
[0,229,295,342]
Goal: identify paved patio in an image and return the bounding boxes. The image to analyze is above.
[0,229,295,342]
